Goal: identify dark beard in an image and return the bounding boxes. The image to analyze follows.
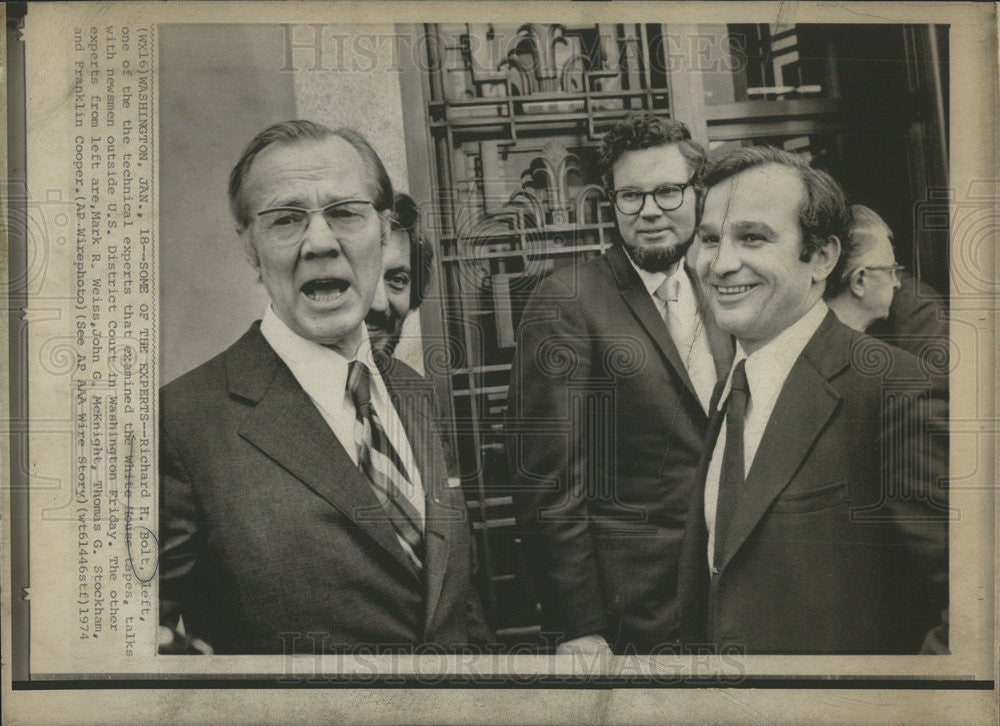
[365,309,403,370]
[622,238,692,273]
[368,330,401,374]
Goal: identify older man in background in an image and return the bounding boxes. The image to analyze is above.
[828,204,949,372]
[826,205,904,332]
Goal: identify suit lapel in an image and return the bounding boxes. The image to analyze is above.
[606,245,701,405]
[676,379,728,639]
[717,313,847,572]
[227,325,419,579]
[381,362,454,635]
[693,381,728,545]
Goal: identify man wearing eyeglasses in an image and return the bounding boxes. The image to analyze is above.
[508,114,732,655]
[159,120,489,654]
[674,147,947,653]
[832,205,950,372]
[826,205,904,332]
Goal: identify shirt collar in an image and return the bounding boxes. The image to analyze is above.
[716,300,828,409]
[259,305,383,401]
[624,251,692,300]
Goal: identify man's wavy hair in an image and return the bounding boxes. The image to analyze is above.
[228,119,393,230]
[700,146,851,292]
[598,113,708,191]
[390,192,434,309]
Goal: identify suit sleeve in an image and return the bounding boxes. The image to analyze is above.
[507,273,608,641]
[465,544,496,647]
[869,276,948,362]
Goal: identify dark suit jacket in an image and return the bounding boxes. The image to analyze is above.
[507,244,732,653]
[868,272,949,366]
[159,323,490,654]
[675,312,948,654]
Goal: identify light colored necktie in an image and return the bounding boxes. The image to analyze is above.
[346,360,424,572]
[656,275,717,412]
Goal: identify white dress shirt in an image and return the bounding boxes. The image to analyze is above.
[260,306,425,528]
[703,300,828,571]
[626,256,717,412]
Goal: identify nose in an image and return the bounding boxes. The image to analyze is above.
[370,275,389,312]
[300,211,341,258]
[708,238,741,277]
[638,192,663,218]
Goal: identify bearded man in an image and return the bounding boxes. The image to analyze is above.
[507,114,732,654]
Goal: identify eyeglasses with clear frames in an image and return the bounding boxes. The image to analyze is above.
[610,180,694,215]
[254,199,377,244]
[861,264,905,282]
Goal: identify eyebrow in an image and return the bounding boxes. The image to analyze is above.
[697,220,780,237]
[619,180,690,189]
[261,192,365,210]
[732,220,779,237]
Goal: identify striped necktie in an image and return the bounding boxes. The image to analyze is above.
[346,359,424,572]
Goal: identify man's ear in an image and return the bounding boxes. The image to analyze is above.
[848,267,867,298]
[810,234,841,283]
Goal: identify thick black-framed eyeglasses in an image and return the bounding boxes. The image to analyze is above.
[610,181,694,215]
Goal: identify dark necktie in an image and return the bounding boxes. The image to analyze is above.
[346,360,424,571]
[714,358,749,566]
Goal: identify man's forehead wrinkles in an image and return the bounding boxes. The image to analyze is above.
[257,165,360,188]
[265,163,346,180]
[256,179,366,207]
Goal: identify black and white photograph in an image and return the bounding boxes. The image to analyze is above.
[158,19,955,658]
[3,2,998,724]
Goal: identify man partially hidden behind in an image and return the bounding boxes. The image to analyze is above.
[826,204,904,332]
[365,192,435,365]
[842,205,951,367]
[675,147,948,654]
[508,114,732,655]
[159,120,489,654]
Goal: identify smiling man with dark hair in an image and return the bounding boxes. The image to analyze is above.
[159,120,488,654]
[675,146,948,654]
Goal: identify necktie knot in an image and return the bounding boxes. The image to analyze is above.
[347,360,373,417]
[654,276,680,304]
